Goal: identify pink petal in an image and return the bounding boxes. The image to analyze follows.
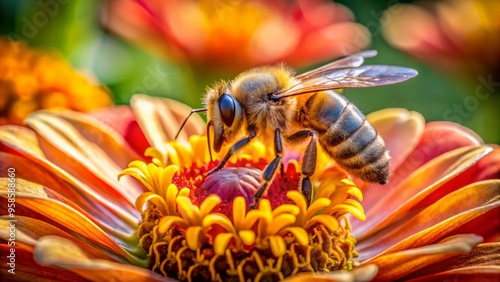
[356,180,500,260]
[90,106,150,156]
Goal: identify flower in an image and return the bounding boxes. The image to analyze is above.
[0,38,112,126]
[100,0,370,70]
[382,0,500,79]
[1,95,499,281]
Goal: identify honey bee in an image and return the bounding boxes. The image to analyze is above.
[176,50,417,207]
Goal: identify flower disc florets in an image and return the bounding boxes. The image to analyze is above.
[120,136,366,282]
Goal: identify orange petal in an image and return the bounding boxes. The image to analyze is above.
[406,266,500,282]
[363,119,482,210]
[357,180,500,260]
[25,110,144,207]
[283,264,378,282]
[0,244,87,282]
[0,127,140,228]
[367,234,483,281]
[0,216,117,261]
[34,236,170,282]
[0,151,130,231]
[403,242,500,281]
[130,95,205,149]
[354,145,492,239]
[0,178,143,262]
[0,125,43,156]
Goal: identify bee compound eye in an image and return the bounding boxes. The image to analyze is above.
[218,94,236,127]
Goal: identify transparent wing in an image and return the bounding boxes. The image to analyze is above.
[296,50,378,81]
[275,65,418,99]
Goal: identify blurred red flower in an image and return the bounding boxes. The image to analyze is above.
[383,0,500,79]
[101,0,370,70]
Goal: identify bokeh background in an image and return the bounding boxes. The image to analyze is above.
[1,0,498,143]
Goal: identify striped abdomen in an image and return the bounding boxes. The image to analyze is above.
[300,91,389,184]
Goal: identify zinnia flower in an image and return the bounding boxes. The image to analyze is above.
[1,95,499,281]
[0,38,112,126]
[382,0,500,79]
[100,0,370,70]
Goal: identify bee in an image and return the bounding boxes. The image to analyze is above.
[176,50,417,208]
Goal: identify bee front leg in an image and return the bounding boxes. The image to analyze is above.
[250,129,283,209]
[207,129,256,176]
[287,130,317,205]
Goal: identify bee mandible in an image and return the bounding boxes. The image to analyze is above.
[176,50,417,208]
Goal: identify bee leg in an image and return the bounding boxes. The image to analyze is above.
[250,129,283,209]
[287,130,317,205]
[207,129,256,176]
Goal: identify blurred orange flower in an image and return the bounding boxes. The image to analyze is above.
[382,0,500,79]
[101,0,370,70]
[0,38,112,125]
[1,95,498,281]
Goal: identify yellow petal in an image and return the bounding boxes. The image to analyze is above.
[306,214,339,232]
[268,214,296,235]
[269,235,287,257]
[202,214,236,233]
[214,233,237,255]
[281,227,309,246]
[176,196,200,224]
[287,191,307,226]
[199,194,222,215]
[305,198,331,221]
[239,209,265,231]
[232,196,247,230]
[272,204,300,217]
[185,226,202,250]
[157,216,188,234]
[238,230,256,245]
[135,192,168,215]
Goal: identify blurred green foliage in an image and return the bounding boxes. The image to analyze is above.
[0,0,498,143]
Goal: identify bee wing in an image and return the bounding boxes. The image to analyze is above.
[275,65,418,99]
[296,50,378,80]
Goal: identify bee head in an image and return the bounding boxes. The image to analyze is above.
[205,83,244,153]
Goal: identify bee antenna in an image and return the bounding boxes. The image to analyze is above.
[206,121,214,162]
[175,108,207,140]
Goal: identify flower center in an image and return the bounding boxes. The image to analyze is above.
[120,137,365,282]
